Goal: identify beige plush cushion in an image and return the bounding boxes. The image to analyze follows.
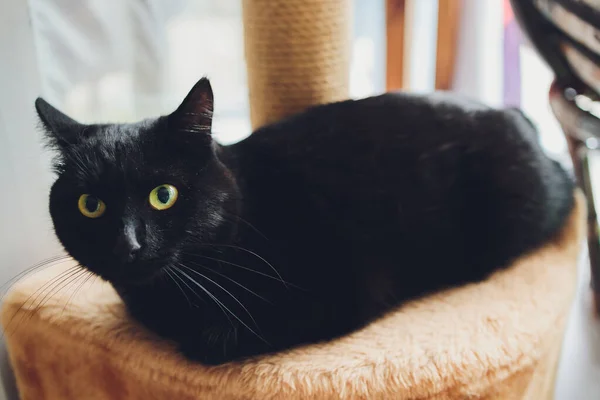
[0,192,585,399]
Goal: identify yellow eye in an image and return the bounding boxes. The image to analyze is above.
[78,194,106,218]
[149,184,178,210]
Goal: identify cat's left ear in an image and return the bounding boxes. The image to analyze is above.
[35,98,84,150]
[169,77,214,136]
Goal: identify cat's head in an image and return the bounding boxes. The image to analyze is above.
[39,78,240,286]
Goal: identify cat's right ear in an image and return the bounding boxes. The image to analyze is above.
[168,77,214,137]
[35,98,84,150]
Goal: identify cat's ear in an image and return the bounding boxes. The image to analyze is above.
[169,77,214,136]
[35,98,84,150]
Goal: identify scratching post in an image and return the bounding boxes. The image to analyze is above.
[242,0,351,130]
[1,193,585,399]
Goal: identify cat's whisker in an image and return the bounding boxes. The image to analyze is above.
[170,266,234,328]
[193,261,272,304]
[4,266,84,337]
[0,254,72,298]
[9,265,80,319]
[167,267,207,307]
[201,244,286,289]
[182,252,303,290]
[60,270,94,317]
[220,211,269,241]
[2,266,78,337]
[31,267,86,309]
[173,266,268,345]
[31,267,88,319]
[178,263,261,331]
[182,253,277,281]
[62,151,83,171]
[164,266,192,307]
[65,150,92,179]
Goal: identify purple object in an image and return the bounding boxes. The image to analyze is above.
[503,1,522,107]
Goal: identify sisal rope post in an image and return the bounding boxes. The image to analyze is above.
[242,0,352,130]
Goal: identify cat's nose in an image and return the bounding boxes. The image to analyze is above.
[114,220,144,263]
[115,236,141,263]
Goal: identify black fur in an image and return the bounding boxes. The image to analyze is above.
[39,78,574,365]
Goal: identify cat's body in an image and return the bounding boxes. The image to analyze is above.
[38,79,574,364]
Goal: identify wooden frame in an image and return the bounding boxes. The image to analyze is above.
[386,0,462,91]
[435,0,462,91]
[386,0,407,91]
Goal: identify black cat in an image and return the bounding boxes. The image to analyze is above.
[38,78,574,365]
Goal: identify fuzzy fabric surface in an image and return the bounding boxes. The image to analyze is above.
[1,192,585,400]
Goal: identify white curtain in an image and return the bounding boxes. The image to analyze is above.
[30,0,185,120]
[0,2,187,398]
[0,3,55,397]
[28,0,254,144]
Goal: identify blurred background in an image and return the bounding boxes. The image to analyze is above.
[1,0,593,399]
[26,0,566,150]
